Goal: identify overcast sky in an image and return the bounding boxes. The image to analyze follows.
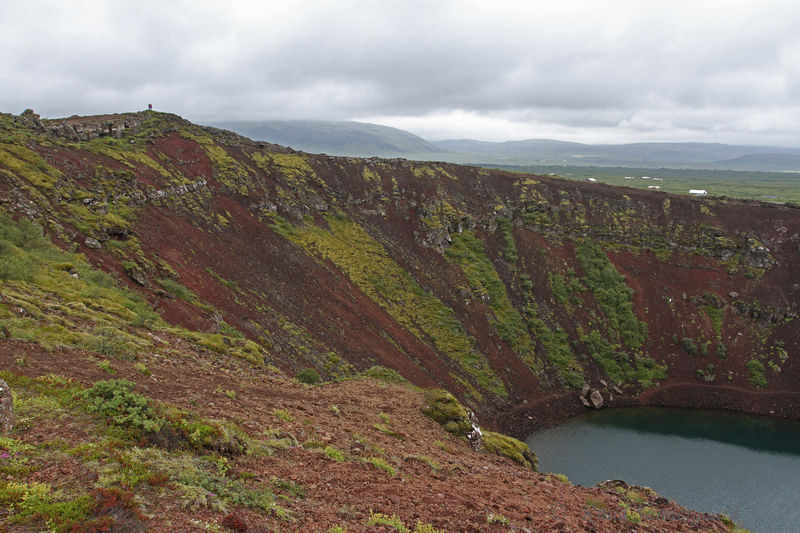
[2,0,800,146]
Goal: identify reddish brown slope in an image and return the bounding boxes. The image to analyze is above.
[1,110,799,430]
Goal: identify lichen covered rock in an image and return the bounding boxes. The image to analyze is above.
[0,379,13,435]
[421,389,474,437]
[482,430,538,471]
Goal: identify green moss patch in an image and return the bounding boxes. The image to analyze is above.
[445,230,537,372]
[421,389,473,437]
[482,431,538,471]
[271,214,505,398]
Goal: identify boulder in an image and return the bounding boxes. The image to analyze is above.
[589,390,604,409]
[0,379,13,435]
[17,109,45,132]
[124,264,149,287]
[579,395,591,408]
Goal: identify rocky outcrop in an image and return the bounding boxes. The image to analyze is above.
[16,109,45,132]
[578,386,604,409]
[732,301,798,324]
[0,379,13,435]
[589,390,604,409]
[44,113,144,141]
[138,179,208,204]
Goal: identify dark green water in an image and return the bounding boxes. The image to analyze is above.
[525,407,800,533]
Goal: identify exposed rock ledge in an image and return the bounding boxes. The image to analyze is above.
[497,384,800,440]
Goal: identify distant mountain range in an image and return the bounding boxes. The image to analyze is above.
[212,119,441,157]
[431,139,800,171]
[214,119,800,172]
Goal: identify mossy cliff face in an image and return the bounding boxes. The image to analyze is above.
[2,109,800,429]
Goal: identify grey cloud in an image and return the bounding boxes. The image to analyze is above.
[2,0,799,146]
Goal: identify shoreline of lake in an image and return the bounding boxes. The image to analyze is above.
[525,406,800,533]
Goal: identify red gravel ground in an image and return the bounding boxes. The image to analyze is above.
[0,338,733,532]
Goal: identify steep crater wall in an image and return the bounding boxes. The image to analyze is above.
[1,109,799,430]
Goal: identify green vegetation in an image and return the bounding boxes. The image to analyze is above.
[374,412,405,440]
[366,512,408,530]
[83,379,162,433]
[580,329,665,387]
[576,240,647,350]
[486,512,511,525]
[82,379,247,454]
[0,207,265,366]
[87,325,138,360]
[181,131,252,195]
[497,218,518,264]
[549,273,582,306]
[489,164,800,204]
[324,445,345,462]
[522,274,583,388]
[404,454,440,470]
[704,305,724,335]
[296,367,321,384]
[272,409,292,422]
[718,513,751,533]
[0,481,93,533]
[445,230,537,371]
[0,371,291,530]
[482,431,537,470]
[747,360,767,389]
[0,211,62,282]
[421,389,473,437]
[421,390,536,469]
[360,365,408,384]
[717,341,727,359]
[573,240,665,387]
[365,512,445,533]
[363,457,396,476]
[270,214,505,398]
[0,210,159,350]
[626,509,643,525]
[681,337,698,355]
[158,278,198,302]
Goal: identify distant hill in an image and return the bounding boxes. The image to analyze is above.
[212,119,442,157]
[709,153,800,172]
[432,139,800,171]
[212,119,800,171]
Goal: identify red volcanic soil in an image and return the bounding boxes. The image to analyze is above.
[0,338,732,532]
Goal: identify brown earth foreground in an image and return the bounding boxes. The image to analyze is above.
[0,339,733,532]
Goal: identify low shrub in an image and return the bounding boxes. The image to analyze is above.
[157,278,197,302]
[681,337,698,355]
[747,359,767,388]
[296,368,320,384]
[82,380,247,454]
[82,379,162,433]
[360,365,408,384]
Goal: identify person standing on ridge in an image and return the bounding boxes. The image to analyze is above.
[148,103,152,110]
